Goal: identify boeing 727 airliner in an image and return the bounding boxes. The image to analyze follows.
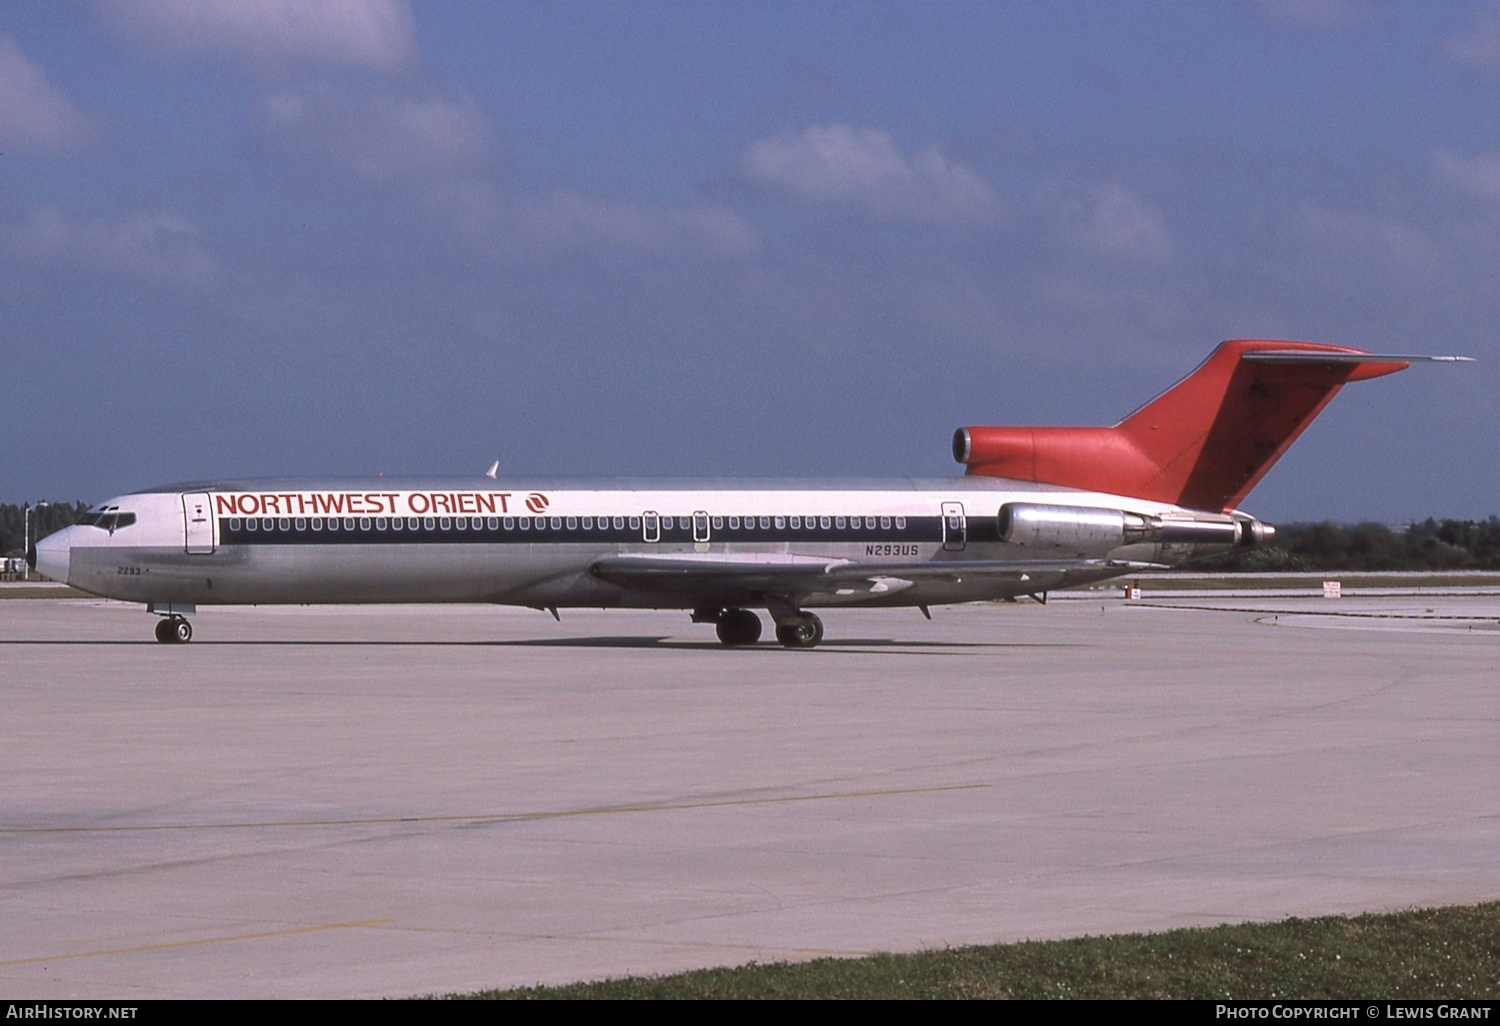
[30,340,1467,647]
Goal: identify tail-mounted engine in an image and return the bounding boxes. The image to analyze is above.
[997,502,1274,560]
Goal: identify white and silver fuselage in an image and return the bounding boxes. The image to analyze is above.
[35,476,1264,615]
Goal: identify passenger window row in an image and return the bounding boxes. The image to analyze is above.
[226,515,639,533]
[221,514,911,535]
[219,516,900,534]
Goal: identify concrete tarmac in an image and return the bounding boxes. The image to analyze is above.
[1,595,1496,998]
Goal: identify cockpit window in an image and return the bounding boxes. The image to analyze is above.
[79,506,136,533]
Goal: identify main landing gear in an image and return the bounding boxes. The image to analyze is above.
[694,607,824,649]
[774,614,823,649]
[713,607,762,646]
[154,615,193,644]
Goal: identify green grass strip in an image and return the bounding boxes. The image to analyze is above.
[453,902,1500,1000]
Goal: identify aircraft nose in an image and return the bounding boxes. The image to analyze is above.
[32,528,72,584]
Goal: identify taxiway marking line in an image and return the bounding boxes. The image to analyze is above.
[1,783,988,836]
[0,919,394,968]
[1133,601,1499,622]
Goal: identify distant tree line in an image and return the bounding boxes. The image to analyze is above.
[0,502,90,557]
[1200,518,1500,572]
[2,502,1497,571]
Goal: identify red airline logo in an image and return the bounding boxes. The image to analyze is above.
[213,490,550,518]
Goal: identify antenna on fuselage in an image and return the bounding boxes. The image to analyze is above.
[485,461,499,480]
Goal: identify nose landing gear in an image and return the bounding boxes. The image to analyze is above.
[154,616,193,644]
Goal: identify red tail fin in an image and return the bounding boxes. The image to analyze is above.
[954,340,1409,512]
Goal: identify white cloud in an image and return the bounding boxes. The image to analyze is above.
[1283,201,1450,288]
[253,81,757,260]
[509,190,761,260]
[254,81,496,185]
[1432,149,1500,204]
[98,2,751,264]
[1041,183,1176,265]
[0,35,98,156]
[6,206,221,288]
[96,0,417,72]
[1443,1,1500,77]
[740,124,1003,228]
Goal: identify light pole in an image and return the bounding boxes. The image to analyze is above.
[23,501,50,581]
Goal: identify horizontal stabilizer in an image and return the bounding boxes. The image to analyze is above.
[1242,351,1473,364]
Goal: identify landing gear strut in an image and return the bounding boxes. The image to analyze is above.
[154,615,192,644]
[773,613,823,649]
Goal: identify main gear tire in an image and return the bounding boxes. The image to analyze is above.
[715,608,762,646]
[774,614,823,649]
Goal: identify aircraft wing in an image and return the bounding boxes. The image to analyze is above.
[589,553,1163,602]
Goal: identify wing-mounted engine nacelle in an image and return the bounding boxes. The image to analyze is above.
[997,503,1274,560]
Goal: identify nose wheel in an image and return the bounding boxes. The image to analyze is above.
[154,616,193,644]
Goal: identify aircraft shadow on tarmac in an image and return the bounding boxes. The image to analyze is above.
[10,636,1081,651]
[488,636,1080,651]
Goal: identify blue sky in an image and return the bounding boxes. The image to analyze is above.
[2,0,1495,521]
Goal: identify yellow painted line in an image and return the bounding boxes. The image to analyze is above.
[0,919,393,968]
[1,783,987,836]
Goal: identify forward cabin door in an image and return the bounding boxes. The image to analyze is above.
[941,501,967,552]
[182,493,216,554]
